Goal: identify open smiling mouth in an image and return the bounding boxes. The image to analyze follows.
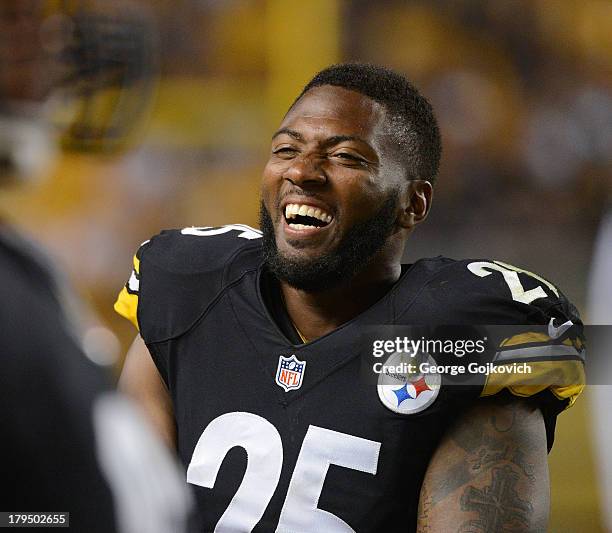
[284,203,333,231]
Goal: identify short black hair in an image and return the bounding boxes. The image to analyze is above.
[296,63,441,183]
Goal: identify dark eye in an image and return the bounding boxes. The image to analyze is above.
[273,146,297,158]
[334,152,366,165]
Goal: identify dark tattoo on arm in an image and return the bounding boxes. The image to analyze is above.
[423,419,536,506]
[469,435,536,482]
[490,401,519,432]
[416,398,548,532]
[458,465,532,532]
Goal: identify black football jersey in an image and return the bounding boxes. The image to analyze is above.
[115,224,585,533]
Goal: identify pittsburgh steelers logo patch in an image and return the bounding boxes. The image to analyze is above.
[377,351,441,415]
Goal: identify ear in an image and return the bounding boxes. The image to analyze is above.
[397,180,433,229]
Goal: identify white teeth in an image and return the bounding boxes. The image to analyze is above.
[284,203,333,223]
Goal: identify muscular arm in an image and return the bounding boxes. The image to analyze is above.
[118,335,177,450]
[417,397,549,533]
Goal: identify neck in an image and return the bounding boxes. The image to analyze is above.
[279,258,403,342]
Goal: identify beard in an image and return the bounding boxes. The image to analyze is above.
[259,192,400,292]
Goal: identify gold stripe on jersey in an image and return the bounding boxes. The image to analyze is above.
[480,360,585,408]
[113,254,140,330]
[497,331,584,363]
[495,343,584,363]
[499,332,584,351]
[500,332,551,347]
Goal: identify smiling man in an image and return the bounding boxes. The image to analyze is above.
[115,63,584,532]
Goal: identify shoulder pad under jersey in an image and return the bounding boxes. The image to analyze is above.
[114,224,262,343]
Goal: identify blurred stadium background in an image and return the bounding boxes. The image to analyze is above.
[1,1,610,531]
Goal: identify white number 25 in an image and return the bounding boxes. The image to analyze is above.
[187,412,381,533]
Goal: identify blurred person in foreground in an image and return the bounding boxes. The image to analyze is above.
[0,2,191,531]
[116,63,585,532]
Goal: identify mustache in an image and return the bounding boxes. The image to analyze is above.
[273,189,329,211]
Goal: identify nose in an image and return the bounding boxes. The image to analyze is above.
[283,154,327,187]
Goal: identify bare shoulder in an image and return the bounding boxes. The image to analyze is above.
[417,396,549,533]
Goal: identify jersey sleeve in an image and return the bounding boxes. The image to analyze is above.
[115,226,261,342]
[412,258,586,450]
[113,249,142,330]
[467,261,586,408]
[465,260,586,449]
[481,323,585,406]
[113,226,262,381]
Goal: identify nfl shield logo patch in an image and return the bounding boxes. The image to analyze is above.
[275,355,306,392]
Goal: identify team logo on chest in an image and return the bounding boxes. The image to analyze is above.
[275,354,306,392]
[377,351,441,414]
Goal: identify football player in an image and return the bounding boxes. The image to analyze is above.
[116,63,585,532]
[1,2,191,531]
